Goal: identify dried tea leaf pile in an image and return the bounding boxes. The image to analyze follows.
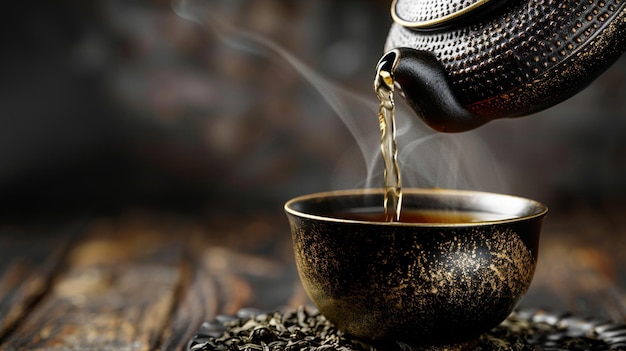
[188,306,626,351]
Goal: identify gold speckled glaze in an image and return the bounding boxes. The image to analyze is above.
[285,188,547,348]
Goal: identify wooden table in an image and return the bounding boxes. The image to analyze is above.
[1,203,625,350]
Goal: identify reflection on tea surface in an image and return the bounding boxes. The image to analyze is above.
[333,209,512,223]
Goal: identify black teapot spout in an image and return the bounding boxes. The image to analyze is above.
[378,48,488,133]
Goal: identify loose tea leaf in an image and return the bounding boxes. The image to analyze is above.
[188,307,626,351]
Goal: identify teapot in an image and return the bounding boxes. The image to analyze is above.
[382,0,626,132]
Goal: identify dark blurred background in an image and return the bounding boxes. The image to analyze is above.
[1,0,625,220]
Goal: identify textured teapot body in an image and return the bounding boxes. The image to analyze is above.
[385,0,626,132]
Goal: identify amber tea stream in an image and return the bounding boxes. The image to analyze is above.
[375,55,402,222]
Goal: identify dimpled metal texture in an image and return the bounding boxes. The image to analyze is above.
[285,189,546,348]
[395,0,488,24]
[386,0,626,119]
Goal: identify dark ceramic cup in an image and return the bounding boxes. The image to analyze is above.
[284,188,547,349]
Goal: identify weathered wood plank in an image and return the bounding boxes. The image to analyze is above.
[0,221,82,343]
[158,217,300,351]
[0,215,187,351]
[157,255,217,351]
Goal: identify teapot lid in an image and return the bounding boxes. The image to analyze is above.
[391,0,502,29]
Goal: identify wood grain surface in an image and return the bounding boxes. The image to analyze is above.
[0,205,624,350]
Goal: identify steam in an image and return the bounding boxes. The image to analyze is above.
[397,133,507,192]
[172,0,508,194]
[173,0,388,188]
